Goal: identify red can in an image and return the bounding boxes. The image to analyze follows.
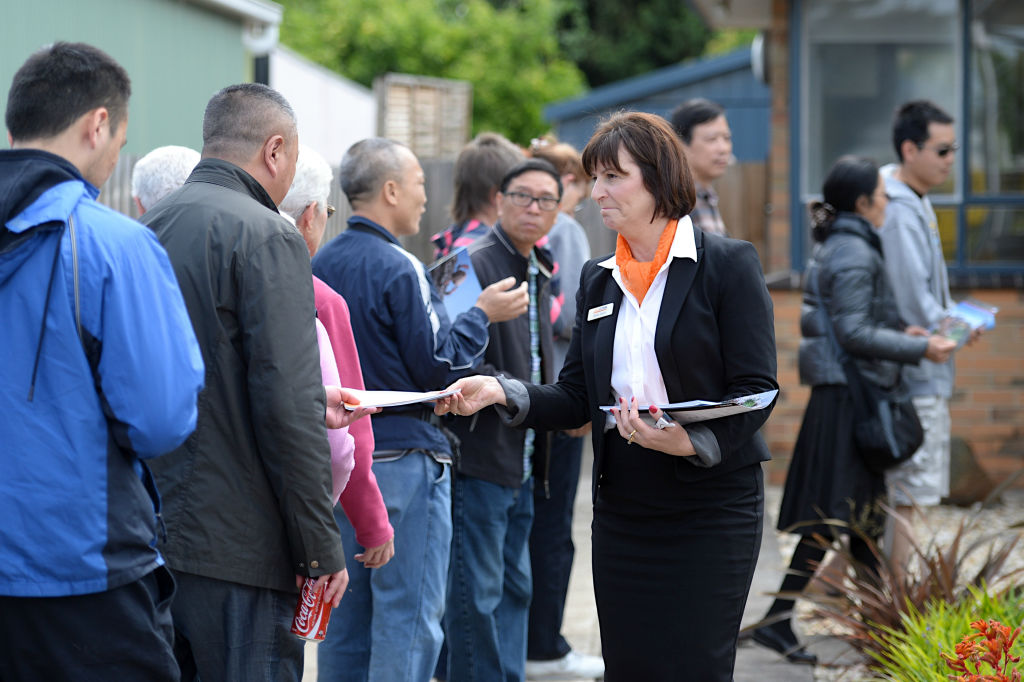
[291,576,333,641]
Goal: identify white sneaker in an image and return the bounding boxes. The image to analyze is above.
[525,650,605,680]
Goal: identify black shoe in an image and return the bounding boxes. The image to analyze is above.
[751,626,818,665]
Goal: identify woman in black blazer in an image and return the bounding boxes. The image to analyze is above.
[436,112,778,681]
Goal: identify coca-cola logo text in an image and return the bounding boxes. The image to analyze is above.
[294,581,319,632]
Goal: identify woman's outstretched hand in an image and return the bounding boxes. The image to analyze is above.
[434,376,507,416]
[324,386,379,428]
[611,396,696,457]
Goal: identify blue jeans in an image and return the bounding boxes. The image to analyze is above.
[170,570,302,682]
[318,451,452,682]
[445,472,534,682]
[527,431,584,660]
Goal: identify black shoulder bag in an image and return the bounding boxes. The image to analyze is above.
[810,265,923,474]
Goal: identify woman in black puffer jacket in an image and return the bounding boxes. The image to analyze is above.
[751,156,956,664]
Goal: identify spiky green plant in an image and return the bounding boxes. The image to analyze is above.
[799,503,1023,659]
[866,584,1024,681]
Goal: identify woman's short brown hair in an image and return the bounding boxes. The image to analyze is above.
[581,111,696,221]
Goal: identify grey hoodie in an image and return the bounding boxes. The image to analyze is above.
[878,163,954,398]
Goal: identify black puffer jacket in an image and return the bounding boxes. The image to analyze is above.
[799,213,929,389]
[142,159,343,593]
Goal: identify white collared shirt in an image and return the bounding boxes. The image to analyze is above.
[598,217,698,428]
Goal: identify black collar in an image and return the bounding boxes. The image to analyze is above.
[491,223,555,275]
[186,158,279,213]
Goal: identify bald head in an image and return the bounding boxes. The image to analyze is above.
[202,83,296,163]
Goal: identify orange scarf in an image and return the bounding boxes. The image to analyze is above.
[615,219,678,305]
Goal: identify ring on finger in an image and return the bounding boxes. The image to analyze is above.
[627,429,637,445]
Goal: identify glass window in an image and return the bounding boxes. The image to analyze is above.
[935,206,959,260]
[802,0,959,197]
[969,0,1024,195]
[964,206,1024,263]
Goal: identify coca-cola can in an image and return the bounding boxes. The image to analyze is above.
[291,576,333,641]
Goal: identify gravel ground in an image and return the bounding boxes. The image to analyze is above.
[763,487,1024,682]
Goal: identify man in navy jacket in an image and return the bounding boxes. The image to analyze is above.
[313,137,528,681]
[0,42,204,680]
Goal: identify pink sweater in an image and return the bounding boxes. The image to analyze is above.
[314,276,394,549]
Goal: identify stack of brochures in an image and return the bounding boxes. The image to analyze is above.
[342,388,461,411]
[934,299,998,348]
[599,389,778,425]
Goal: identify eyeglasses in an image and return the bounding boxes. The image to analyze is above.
[326,204,336,218]
[918,142,959,157]
[505,191,559,212]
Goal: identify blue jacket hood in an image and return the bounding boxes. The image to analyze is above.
[0,149,93,228]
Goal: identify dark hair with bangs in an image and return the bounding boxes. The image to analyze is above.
[582,111,695,221]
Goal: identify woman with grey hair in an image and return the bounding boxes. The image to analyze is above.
[282,145,396,571]
[131,144,199,214]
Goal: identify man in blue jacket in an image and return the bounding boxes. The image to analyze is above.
[313,137,528,682]
[0,42,204,680]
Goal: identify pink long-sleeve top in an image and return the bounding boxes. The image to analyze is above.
[314,276,394,549]
[316,318,355,502]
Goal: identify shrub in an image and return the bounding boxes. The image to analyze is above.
[800,503,1023,659]
[866,584,1024,681]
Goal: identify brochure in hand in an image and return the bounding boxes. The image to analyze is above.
[934,299,998,348]
[342,387,461,411]
[599,389,778,425]
[428,246,482,319]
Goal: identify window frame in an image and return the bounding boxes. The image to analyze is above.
[792,0,1024,283]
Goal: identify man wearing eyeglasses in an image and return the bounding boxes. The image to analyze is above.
[441,159,561,682]
[878,99,962,572]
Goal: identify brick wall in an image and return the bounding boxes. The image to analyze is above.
[765,289,1024,489]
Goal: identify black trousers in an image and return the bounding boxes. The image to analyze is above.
[593,437,763,681]
[0,566,178,682]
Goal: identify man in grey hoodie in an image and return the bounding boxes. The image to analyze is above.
[878,100,972,569]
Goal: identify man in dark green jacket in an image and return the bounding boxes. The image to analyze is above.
[142,84,352,682]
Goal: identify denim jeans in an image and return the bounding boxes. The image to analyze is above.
[527,431,584,660]
[170,570,302,682]
[318,451,452,682]
[445,472,534,682]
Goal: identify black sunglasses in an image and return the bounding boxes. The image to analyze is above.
[918,142,959,158]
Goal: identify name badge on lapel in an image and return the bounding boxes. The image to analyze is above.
[587,303,614,321]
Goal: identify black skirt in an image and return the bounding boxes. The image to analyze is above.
[776,385,886,539]
[593,435,763,681]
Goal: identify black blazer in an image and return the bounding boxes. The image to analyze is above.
[519,225,778,497]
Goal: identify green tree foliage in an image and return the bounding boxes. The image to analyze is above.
[554,0,712,88]
[278,0,585,145]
